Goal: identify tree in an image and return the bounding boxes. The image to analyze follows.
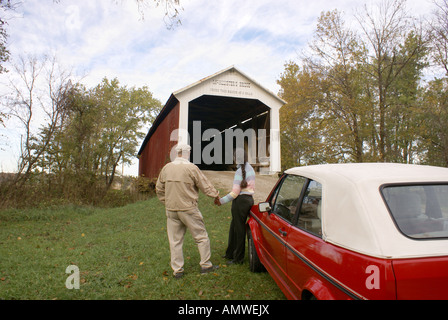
[414,0,448,167]
[0,0,14,131]
[429,0,448,75]
[304,9,370,162]
[6,55,73,187]
[278,61,325,168]
[135,0,182,28]
[0,0,14,74]
[386,31,428,163]
[38,78,162,193]
[416,78,448,166]
[93,78,161,188]
[356,0,427,161]
[278,0,429,166]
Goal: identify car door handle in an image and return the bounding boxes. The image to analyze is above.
[278,229,287,237]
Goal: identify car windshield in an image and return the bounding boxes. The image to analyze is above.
[382,184,448,239]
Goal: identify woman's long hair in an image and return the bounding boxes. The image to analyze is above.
[235,148,248,189]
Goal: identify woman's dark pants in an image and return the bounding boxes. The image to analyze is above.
[225,195,254,263]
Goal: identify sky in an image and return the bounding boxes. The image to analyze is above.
[0,0,437,176]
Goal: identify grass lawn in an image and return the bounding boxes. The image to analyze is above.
[0,193,285,300]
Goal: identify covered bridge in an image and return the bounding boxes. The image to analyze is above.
[137,66,285,179]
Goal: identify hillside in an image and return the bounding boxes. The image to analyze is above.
[0,193,285,300]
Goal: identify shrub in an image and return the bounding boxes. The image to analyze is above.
[100,189,131,208]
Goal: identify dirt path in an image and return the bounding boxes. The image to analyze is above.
[203,170,279,204]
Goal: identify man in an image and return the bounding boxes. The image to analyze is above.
[156,144,220,278]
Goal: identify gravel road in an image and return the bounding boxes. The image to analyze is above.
[203,170,279,204]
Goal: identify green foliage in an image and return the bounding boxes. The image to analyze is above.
[0,171,150,209]
[0,77,163,209]
[100,189,132,208]
[278,1,448,168]
[136,175,157,194]
[37,78,162,189]
[0,0,12,74]
[416,78,448,166]
[278,62,326,168]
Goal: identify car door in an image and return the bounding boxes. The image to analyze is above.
[285,179,324,299]
[259,174,307,291]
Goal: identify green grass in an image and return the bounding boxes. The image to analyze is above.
[0,193,285,300]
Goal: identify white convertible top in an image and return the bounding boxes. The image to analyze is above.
[285,163,448,259]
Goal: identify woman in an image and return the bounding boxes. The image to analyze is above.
[216,148,255,265]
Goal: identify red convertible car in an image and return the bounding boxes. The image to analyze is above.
[247,163,448,300]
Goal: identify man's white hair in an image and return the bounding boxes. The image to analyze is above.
[175,144,191,153]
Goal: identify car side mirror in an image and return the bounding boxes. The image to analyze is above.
[259,202,271,213]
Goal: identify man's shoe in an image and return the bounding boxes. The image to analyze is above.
[174,272,184,279]
[200,265,219,274]
[226,260,243,265]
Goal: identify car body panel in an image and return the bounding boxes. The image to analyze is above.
[392,257,448,300]
[249,209,396,300]
[284,163,448,259]
[247,163,448,300]
[285,225,397,300]
[258,211,290,285]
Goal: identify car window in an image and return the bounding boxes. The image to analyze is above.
[271,175,307,223]
[382,184,448,239]
[296,180,323,237]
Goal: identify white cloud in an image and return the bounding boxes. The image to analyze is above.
[0,0,437,175]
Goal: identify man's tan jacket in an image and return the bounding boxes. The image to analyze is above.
[156,157,219,211]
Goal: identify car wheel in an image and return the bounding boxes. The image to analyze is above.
[247,229,266,273]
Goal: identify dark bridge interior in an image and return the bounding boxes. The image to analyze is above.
[187,95,271,171]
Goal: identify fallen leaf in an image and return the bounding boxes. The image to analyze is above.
[128,274,138,280]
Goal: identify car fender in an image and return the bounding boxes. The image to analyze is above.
[246,212,266,264]
[247,216,264,259]
[302,277,338,300]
